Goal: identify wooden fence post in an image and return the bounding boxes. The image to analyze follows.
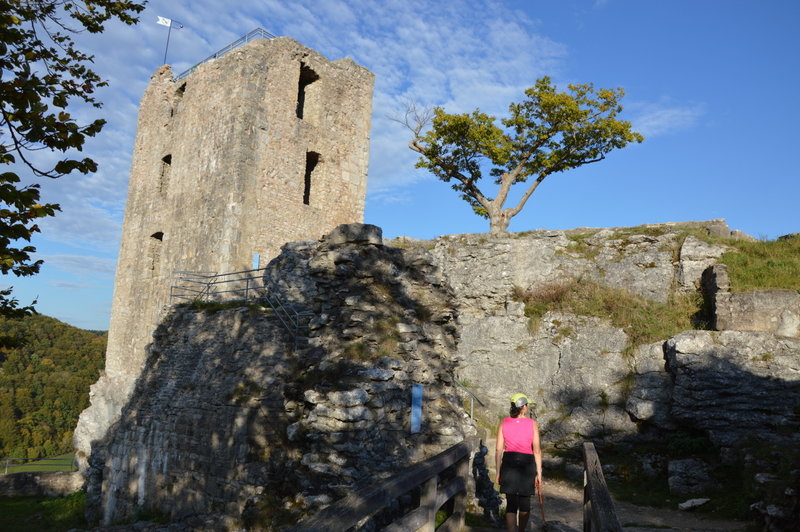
[418,475,438,532]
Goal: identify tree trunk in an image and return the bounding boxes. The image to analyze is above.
[488,209,511,234]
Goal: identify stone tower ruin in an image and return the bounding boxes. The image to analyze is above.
[75,35,374,462]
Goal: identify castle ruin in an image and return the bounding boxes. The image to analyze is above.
[74,35,374,463]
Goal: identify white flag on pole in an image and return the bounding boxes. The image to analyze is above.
[157,16,172,27]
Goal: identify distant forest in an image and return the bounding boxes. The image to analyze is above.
[0,315,106,459]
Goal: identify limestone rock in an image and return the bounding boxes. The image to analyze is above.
[625,342,674,429]
[715,290,800,338]
[324,223,383,245]
[678,497,710,510]
[668,459,716,496]
[665,330,800,450]
[677,236,729,290]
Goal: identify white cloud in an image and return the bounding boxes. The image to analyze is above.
[42,255,117,277]
[12,0,572,248]
[50,281,90,289]
[631,102,705,137]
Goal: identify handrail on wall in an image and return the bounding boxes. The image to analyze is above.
[173,28,277,81]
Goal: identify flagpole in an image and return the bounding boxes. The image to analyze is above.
[163,22,172,65]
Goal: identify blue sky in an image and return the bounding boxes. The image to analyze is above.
[5,0,799,331]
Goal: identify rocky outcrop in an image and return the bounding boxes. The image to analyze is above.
[704,264,800,338]
[85,224,474,528]
[423,220,737,321]
[455,306,634,448]
[664,330,800,452]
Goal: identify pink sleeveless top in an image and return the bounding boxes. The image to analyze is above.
[502,416,535,454]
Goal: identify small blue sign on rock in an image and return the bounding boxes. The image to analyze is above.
[411,384,423,434]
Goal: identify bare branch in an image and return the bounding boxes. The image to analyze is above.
[388,99,434,139]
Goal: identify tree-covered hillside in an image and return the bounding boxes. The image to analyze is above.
[0,315,105,459]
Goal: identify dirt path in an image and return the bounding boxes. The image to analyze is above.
[487,479,749,531]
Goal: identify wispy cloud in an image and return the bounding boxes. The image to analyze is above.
[50,281,90,289]
[41,255,117,277]
[630,102,705,137]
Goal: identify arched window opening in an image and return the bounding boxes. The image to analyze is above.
[303,151,320,205]
[159,155,171,193]
[172,83,187,116]
[148,232,164,272]
[296,63,319,120]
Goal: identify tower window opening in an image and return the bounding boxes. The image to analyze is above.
[148,232,164,272]
[296,63,319,119]
[303,152,320,205]
[159,155,172,193]
[173,83,186,116]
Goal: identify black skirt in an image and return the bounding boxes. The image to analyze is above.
[499,451,536,495]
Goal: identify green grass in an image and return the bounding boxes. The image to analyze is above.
[0,490,87,532]
[719,236,800,292]
[511,278,706,355]
[2,454,76,474]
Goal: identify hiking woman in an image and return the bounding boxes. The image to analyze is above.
[495,393,542,532]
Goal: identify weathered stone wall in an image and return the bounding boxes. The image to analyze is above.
[86,225,474,528]
[76,37,374,465]
[0,471,83,497]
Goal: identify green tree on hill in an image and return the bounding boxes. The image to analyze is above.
[0,314,105,458]
[404,76,644,233]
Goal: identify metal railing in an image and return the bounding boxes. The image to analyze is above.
[454,381,485,419]
[170,268,313,342]
[174,27,277,81]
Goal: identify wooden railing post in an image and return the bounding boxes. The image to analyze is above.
[450,455,469,531]
[418,475,437,532]
[582,442,622,532]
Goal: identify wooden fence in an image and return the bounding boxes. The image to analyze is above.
[582,442,622,532]
[286,441,471,532]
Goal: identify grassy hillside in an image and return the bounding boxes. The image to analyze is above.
[0,315,106,459]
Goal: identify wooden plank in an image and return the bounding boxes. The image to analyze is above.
[287,441,471,532]
[582,442,622,532]
[418,475,437,532]
[382,466,468,532]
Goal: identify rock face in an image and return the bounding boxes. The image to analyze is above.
[86,225,474,528]
[75,36,374,467]
[665,330,800,451]
[419,221,737,436]
[705,263,800,338]
[455,307,634,448]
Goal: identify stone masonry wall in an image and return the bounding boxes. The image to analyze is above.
[75,37,374,466]
[86,225,475,528]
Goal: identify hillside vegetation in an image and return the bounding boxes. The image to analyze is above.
[0,315,106,459]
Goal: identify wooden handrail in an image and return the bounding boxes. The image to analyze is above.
[286,440,471,532]
[582,442,622,532]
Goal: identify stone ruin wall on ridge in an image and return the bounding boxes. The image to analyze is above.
[74,36,374,463]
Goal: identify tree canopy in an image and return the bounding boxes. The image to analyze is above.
[406,76,644,233]
[0,313,106,459]
[0,0,145,315]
